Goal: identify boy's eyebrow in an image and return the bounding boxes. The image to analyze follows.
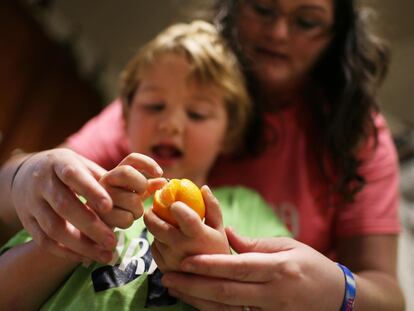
[139,85,163,92]
[190,94,221,106]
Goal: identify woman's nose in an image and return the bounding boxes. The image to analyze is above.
[266,18,290,41]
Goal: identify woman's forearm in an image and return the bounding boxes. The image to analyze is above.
[338,234,405,311]
[0,241,79,310]
[354,271,405,311]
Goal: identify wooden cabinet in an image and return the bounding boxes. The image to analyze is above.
[0,1,103,164]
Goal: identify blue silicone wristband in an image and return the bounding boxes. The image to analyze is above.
[337,263,356,311]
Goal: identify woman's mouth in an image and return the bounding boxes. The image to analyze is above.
[255,47,289,61]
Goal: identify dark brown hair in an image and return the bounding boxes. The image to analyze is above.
[212,0,391,202]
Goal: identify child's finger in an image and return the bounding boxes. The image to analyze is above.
[54,157,113,213]
[170,202,204,238]
[100,165,148,194]
[28,217,84,263]
[144,208,180,244]
[117,153,163,178]
[201,185,223,230]
[104,186,144,219]
[141,178,168,201]
[100,207,136,229]
[31,206,113,263]
[148,178,168,194]
[152,239,182,272]
[151,241,168,271]
[42,175,116,250]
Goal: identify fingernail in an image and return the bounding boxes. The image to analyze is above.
[181,262,194,272]
[201,185,212,196]
[168,289,179,298]
[99,197,111,210]
[162,275,172,287]
[99,250,113,263]
[105,233,116,249]
[156,166,163,176]
[82,258,92,267]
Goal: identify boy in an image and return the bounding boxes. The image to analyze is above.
[0,21,289,310]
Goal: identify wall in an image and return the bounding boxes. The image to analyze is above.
[27,0,210,102]
[361,0,414,128]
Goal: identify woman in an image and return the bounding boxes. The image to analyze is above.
[151,0,404,309]
[0,0,404,309]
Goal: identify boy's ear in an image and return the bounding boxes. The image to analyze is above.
[219,137,234,155]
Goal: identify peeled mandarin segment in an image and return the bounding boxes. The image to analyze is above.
[153,179,181,225]
[158,179,180,207]
[153,190,177,225]
[152,178,205,226]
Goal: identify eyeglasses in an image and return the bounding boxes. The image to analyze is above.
[240,0,333,38]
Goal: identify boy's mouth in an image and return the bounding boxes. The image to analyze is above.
[151,144,183,165]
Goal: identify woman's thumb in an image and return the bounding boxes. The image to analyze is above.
[225,227,257,254]
[226,227,295,254]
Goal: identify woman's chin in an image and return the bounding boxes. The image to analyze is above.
[256,72,296,94]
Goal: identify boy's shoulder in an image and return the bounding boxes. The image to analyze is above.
[212,185,265,201]
[211,186,291,238]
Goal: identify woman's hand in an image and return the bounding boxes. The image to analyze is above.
[10,148,163,263]
[144,186,230,272]
[161,228,344,311]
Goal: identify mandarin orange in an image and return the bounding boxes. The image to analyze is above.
[153,178,205,226]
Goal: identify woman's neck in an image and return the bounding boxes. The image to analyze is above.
[246,70,310,112]
[258,85,304,113]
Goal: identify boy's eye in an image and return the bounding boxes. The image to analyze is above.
[141,102,165,112]
[187,110,209,121]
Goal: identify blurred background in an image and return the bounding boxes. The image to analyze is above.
[2,0,414,161]
[0,0,413,307]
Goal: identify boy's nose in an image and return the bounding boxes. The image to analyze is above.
[157,112,183,135]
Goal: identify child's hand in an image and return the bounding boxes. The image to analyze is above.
[98,153,166,229]
[144,185,230,272]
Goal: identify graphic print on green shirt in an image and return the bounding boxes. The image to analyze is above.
[91,228,172,307]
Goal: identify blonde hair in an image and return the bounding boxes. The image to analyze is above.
[119,20,251,154]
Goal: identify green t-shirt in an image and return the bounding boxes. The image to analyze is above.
[1,187,290,311]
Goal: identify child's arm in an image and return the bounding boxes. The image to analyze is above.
[0,152,164,310]
[144,186,230,272]
[0,241,79,310]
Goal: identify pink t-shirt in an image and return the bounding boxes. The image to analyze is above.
[66,100,130,170]
[66,100,400,256]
